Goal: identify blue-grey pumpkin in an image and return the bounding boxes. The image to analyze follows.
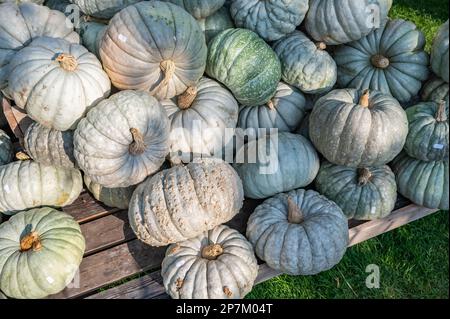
[422,75,449,109]
[431,20,449,83]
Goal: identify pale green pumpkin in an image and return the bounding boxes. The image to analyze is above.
[164,0,225,19]
[197,6,234,44]
[78,20,107,58]
[84,175,136,210]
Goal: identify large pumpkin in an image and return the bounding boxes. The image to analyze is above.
[164,0,225,19]
[161,225,258,299]
[230,0,309,42]
[422,75,449,108]
[0,207,85,299]
[431,20,449,83]
[84,175,135,210]
[129,158,244,247]
[234,132,320,199]
[206,28,281,106]
[197,6,234,44]
[246,189,348,275]
[309,89,408,167]
[0,1,44,3]
[74,90,170,188]
[316,162,397,220]
[69,0,141,19]
[78,20,107,58]
[6,37,111,131]
[0,161,82,214]
[392,152,449,210]
[99,1,207,100]
[0,129,13,166]
[334,19,429,103]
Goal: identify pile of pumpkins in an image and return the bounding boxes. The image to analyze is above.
[0,0,448,299]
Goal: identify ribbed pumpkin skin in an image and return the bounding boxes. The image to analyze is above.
[74,90,170,188]
[334,19,429,103]
[234,132,320,199]
[99,1,207,100]
[162,225,258,299]
[431,20,449,83]
[84,175,135,209]
[165,0,225,19]
[0,161,82,215]
[309,89,408,167]
[316,162,397,220]
[129,158,244,247]
[197,6,234,44]
[230,0,309,42]
[0,207,85,299]
[246,189,348,275]
[238,82,307,133]
[0,129,13,166]
[0,2,79,89]
[392,152,449,210]
[421,76,449,108]
[206,28,281,106]
[305,0,392,45]
[273,31,337,94]
[405,102,449,161]
[78,20,107,58]
[70,0,141,18]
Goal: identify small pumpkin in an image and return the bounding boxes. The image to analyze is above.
[84,175,135,210]
[78,19,107,58]
[334,19,429,103]
[74,90,170,188]
[431,20,449,83]
[161,224,258,299]
[230,0,309,42]
[309,89,408,167]
[197,6,234,44]
[129,158,244,247]
[99,1,207,100]
[69,0,141,19]
[0,129,13,166]
[392,152,449,210]
[421,75,449,108]
[206,28,281,106]
[0,207,85,299]
[316,162,397,220]
[164,0,225,19]
[246,189,348,275]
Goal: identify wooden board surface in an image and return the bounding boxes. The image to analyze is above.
[2,97,32,145]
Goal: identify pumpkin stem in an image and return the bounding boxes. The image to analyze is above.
[129,128,147,155]
[359,89,370,108]
[357,168,373,186]
[178,86,198,110]
[436,100,448,122]
[56,53,78,71]
[16,151,30,161]
[201,243,223,260]
[316,42,327,50]
[267,100,276,110]
[371,54,390,69]
[20,231,42,252]
[287,197,304,224]
[155,60,175,92]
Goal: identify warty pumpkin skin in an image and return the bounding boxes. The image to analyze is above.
[69,0,141,19]
[161,225,258,299]
[99,1,207,100]
[197,6,234,44]
[0,160,82,215]
[309,89,408,168]
[129,158,244,247]
[246,189,349,275]
[206,28,281,106]
[431,20,449,83]
[78,20,107,58]
[0,129,13,166]
[84,175,136,210]
[315,162,397,220]
[74,90,170,188]
[0,207,85,299]
[164,0,225,19]
[421,75,449,109]
[392,152,449,210]
[334,19,429,103]
[230,0,309,42]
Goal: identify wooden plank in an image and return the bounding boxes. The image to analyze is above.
[63,192,120,224]
[2,97,32,144]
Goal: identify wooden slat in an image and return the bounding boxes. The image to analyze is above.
[63,192,119,224]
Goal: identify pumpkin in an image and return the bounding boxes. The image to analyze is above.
[238,82,307,133]
[69,0,141,19]
[0,291,5,299]
[334,19,429,103]
[164,0,225,19]
[0,129,13,166]
[99,1,207,100]
[161,224,258,299]
[197,6,234,44]
[404,101,448,162]
[422,75,449,108]
[0,93,7,128]
[24,122,76,169]
[230,0,309,42]
[74,90,170,188]
[309,89,408,167]
[78,19,107,58]
[129,158,244,247]
[273,31,337,94]
[316,162,397,220]
[392,152,449,210]
[234,132,320,199]
[0,0,44,4]
[45,0,73,14]
[206,28,281,106]
[431,20,449,83]
[6,37,111,131]
[295,112,311,141]
[246,189,348,275]
[305,0,392,45]
[0,207,85,299]
[84,175,135,210]
[0,160,82,214]
[161,77,238,164]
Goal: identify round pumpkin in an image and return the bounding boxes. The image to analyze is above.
[431,20,449,83]
[84,175,135,210]
[0,207,85,299]
[234,132,320,199]
[78,19,107,58]
[99,1,207,100]
[206,28,281,106]
[0,129,13,166]
[6,36,111,131]
[295,112,311,141]
[316,162,397,220]
[230,0,309,42]
[392,152,449,210]
[0,0,44,5]
[197,6,234,44]
[422,75,449,108]
[305,0,392,45]
[161,224,258,299]
[246,189,348,275]
[45,0,73,14]
[309,89,408,167]
[69,0,141,19]
[129,158,244,247]
[74,90,170,188]
[164,0,225,19]
[334,19,429,103]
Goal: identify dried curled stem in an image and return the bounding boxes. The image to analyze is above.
[359,89,370,108]
[371,54,390,69]
[287,197,304,224]
[358,168,373,186]
[436,100,448,122]
[201,244,224,260]
[178,86,198,110]
[56,53,78,71]
[20,231,42,252]
[129,128,146,155]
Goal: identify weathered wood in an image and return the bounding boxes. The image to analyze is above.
[2,97,32,145]
[63,192,120,224]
